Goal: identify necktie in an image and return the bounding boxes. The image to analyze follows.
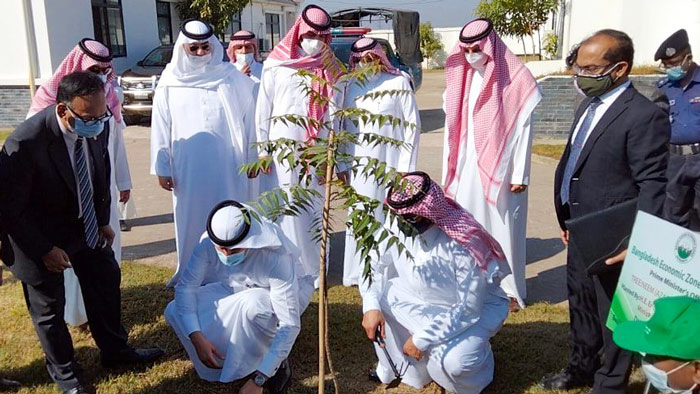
[560,97,603,205]
[75,137,99,249]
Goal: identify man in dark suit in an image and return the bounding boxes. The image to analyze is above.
[0,72,163,394]
[538,30,670,394]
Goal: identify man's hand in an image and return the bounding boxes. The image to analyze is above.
[510,184,528,193]
[241,64,252,76]
[42,247,72,273]
[158,176,174,191]
[561,229,569,246]
[258,157,272,175]
[605,249,627,266]
[362,310,386,343]
[98,225,115,248]
[119,190,131,203]
[337,171,350,185]
[190,332,225,369]
[238,379,263,394]
[403,336,423,361]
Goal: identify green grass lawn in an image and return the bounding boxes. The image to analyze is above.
[0,262,644,393]
[532,144,566,161]
[0,128,12,144]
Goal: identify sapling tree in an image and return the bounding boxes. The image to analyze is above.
[241,53,420,394]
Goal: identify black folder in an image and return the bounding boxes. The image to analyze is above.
[565,198,638,276]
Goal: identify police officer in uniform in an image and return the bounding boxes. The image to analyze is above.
[655,29,700,229]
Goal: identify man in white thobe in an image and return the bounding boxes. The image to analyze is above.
[165,200,314,394]
[256,5,344,279]
[151,19,257,286]
[442,19,542,310]
[361,172,510,393]
[227,30,264,88]
[26,38,134,327]
[340,37,420,286]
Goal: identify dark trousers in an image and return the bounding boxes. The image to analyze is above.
[566,244,632,394]
[22,246,128,391]
[665,152,700,230]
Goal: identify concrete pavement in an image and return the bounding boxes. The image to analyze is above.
[120,70,568,306]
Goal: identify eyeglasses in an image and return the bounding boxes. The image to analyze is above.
[188,43,211,52]
[572,62,620,77]
[67,105,113,126]
[87,65,112,75]
[659,54,690,71]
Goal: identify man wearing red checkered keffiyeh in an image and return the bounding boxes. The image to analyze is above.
[442,19,542,310]
[359,171,510,393]
[227,30,264,87]
[341,37,421,286]
[255,4,345,280]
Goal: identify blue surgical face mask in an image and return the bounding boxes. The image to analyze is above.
[641,361,697,394]
[667,66,688,81]
[216,249,247,267]
[70,117,107,138]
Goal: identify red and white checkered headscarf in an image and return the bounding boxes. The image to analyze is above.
[227,30,260,63]
[28,39,122,123]
[444,19,538,204]
[349,37,400,75]
[387,172,506,269]
[266,5,343,142]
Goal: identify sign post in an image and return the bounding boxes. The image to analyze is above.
[607,211,700,331]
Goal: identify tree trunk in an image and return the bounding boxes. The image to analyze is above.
[317,129,335,394]
[530,33,537,60]
[521,37,527,56]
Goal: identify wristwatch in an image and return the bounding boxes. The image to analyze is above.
[253,371,268,387]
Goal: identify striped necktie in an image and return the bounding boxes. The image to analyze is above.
[75,137,99,249]
[560,97,603,205]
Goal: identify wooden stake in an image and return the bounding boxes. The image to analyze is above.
[317,129,335,394]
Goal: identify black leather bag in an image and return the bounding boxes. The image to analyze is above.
[565,198,639,276]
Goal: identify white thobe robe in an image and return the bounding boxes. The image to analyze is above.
[64,116,133,326]
[361,226,509,393]
[234,60,263,99]
[255,65,343,279]
[151,74,256,285]
[164,232,314,381]
[442,70,542,308]
[341,72,420,286]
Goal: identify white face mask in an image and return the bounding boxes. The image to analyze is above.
[97,74,108,83]
[300,38,324,56]
[466,51,487,67]
[641,361,698,394]
[235,53,254,67]
[187,52,212,68]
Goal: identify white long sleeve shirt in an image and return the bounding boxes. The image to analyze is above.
[174,233,305,377]
[360,225,507,351]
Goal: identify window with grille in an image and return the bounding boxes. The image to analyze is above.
[265,13,281,51]
[156,1,173,45]
[91,0,127,57]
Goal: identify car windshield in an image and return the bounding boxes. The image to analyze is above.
[142,47,173,66]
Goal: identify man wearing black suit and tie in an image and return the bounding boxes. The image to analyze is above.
[539,31,670,394]
[0,72,163,394]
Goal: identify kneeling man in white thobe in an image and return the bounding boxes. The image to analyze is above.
[361,172,510,394]
[165,200,315,394]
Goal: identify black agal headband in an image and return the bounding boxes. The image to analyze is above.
[233,32,256,41]
[386,171,432,209]
[352,38,378,53]
[301,4,332,31]
[78,38,113,62]
[180,18,214,41]
[206,200,251,248]
[459,18,493,44]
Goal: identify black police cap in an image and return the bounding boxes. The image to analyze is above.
[655,29,690,61]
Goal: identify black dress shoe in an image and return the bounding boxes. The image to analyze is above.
[368,369,381,382]
[0,377,21,389]
[63,384,89,394]
[538,368,593,390]
[101,347,164,368]
[119,220,131,232]
[265,359,292,394]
